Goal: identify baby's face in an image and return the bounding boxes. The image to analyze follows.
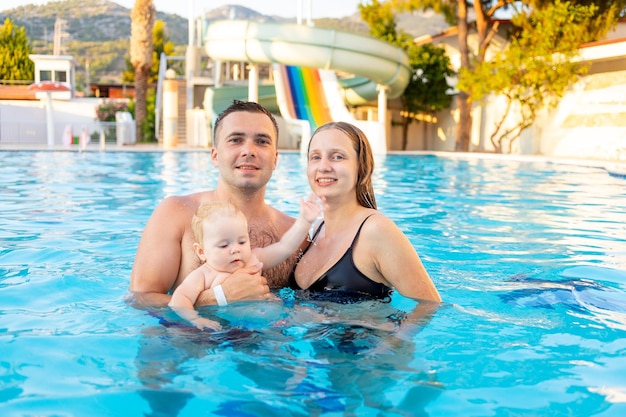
[201,213,252,274]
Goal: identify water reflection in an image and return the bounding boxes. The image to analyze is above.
[133,294,443,416]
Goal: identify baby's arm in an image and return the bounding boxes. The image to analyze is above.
[255,194,321,269]
[169,267,222,330]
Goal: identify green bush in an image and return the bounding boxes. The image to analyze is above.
[95,100,131,122]
[95,94,156,143]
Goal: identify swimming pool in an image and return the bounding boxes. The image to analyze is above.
[1,150,625,416]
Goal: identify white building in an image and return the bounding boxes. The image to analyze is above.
[29,54,77,100]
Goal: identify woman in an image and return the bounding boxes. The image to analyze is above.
[290,122,442,303]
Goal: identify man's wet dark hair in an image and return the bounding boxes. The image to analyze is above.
[212,100,279,146]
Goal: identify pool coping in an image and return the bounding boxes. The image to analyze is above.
[1,143,625,175]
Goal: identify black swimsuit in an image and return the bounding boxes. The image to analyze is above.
[289,214,392,300]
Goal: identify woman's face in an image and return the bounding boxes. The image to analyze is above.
[307,128,358,201]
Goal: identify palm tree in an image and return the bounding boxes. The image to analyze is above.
[130,0,155,143]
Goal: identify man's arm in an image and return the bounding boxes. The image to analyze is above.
[130,196,273,308]
[129,197,187,308]
[195,263,270,305]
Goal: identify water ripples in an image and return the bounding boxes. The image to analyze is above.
[2,151,626,415]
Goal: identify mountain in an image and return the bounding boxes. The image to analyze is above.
[1,0,188,44]
[0,0,447,84]
[204,4,289,24]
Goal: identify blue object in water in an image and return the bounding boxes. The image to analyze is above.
[1,151,625,416]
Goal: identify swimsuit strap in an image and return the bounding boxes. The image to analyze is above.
[311,213,375,247]
[294,212,375,263]
[296,221,324,259]
[310,220,324,242]
[348,213,376,248]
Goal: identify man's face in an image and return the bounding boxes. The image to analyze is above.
[211,111,278,193]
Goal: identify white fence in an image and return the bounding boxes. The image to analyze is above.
[0,108,136,148]
[0,119,139,148]
[0,119,115,145]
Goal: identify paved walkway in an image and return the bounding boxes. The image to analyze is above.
[1,142,625,173]
[0,143,203,152]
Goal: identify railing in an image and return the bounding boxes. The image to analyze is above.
[0,120,128,149]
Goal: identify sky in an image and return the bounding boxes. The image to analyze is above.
[4,0,364,19]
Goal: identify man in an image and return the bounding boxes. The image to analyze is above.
[129,100,303,308]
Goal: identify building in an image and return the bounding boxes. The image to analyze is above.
[28,54,76,100]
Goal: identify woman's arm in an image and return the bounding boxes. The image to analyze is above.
[361,215,442,303]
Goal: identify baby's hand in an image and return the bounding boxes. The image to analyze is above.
[193,317,222,331]
[300,193,323,223]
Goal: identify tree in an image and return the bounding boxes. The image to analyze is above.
[391,0,626,152]
[531,0,626,42]
[124,18,173,143]
[130,0,155,143]
[403,43,454,149]
[123,19,175,85]
[391,0,523,151]
[360,0,403,44]
[0,18,34,81]
[458,1,594,152]
[360,0,453,149]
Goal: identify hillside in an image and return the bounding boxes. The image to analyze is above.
[0,0,446,85]
[1,0,187,44]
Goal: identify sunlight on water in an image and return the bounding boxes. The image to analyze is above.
[1,151,625,416]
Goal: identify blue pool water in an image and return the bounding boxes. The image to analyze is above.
[1,150,626,416]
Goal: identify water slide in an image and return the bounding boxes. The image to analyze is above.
[273,65,334,129]
[272,64,388,153]
[203,20,411,153]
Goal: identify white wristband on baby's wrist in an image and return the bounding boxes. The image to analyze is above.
[214,284,228,306]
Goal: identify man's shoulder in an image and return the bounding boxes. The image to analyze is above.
[270,205,295,218]
[149,191,215,223]
[269,205,297,225]
[160,190,216,208]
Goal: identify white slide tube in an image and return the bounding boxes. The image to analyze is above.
[204,20,411,101]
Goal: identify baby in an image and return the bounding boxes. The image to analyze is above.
[169,197,320,330]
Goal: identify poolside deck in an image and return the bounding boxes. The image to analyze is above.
[2,142,624,174]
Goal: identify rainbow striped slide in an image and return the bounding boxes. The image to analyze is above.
[276,65,333,130]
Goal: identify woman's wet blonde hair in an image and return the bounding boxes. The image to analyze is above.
[308,121,377,209]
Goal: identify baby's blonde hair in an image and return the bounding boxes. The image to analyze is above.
[191,200,247,244]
